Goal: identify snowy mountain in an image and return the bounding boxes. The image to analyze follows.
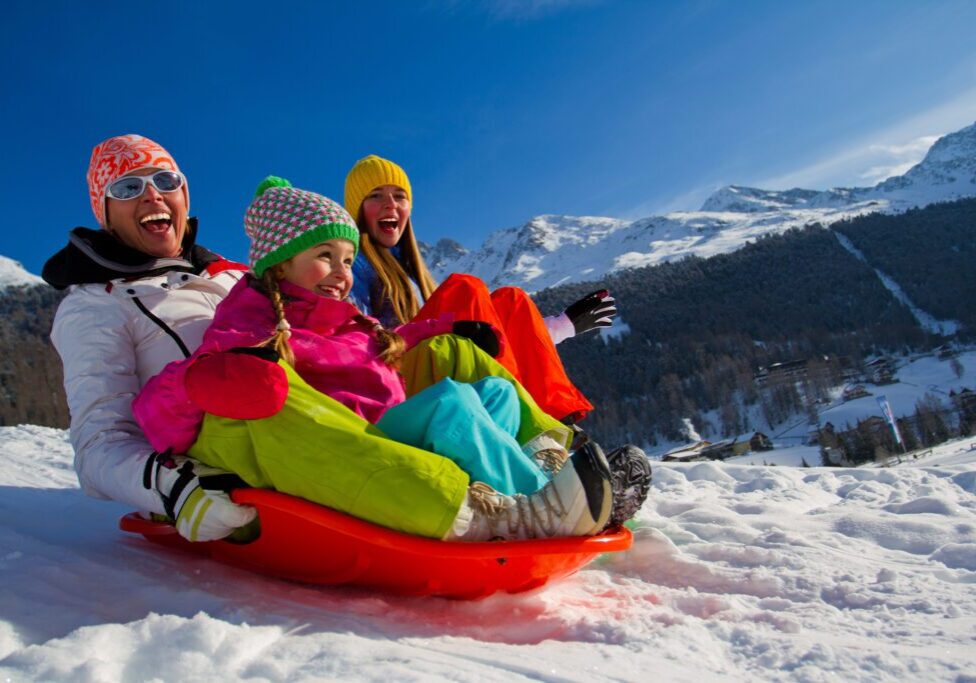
[0,254,44,290]
[431,122,976,292]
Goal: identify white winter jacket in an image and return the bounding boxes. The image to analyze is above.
[45,226,244,513]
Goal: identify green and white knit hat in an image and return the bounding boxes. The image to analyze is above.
[245,176,360,277]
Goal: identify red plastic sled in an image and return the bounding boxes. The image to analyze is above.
[120,488,632,599]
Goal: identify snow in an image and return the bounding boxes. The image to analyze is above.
[2,424,975,682]
[646,350,976,468]
[431,121,976,293]
[777,350,976,443]
[0,255,44,290]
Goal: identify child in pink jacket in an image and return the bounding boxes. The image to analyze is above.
[133,177,571,496]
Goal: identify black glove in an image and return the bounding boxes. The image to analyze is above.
[564,289,617,335]
[452,320,500,358]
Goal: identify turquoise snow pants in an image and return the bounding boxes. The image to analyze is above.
[378,376,549,495]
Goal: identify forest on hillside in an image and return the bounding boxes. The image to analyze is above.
[0,285,68,427]
[833,197,976,334]
[536,198,975,447]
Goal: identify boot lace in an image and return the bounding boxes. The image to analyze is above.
[533,447,568,475]
[467,479,569,540]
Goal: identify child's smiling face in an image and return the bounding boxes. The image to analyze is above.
[277,239,356,300]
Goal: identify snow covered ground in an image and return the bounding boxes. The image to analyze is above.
[2,425,975,682]
[648,349,976,468]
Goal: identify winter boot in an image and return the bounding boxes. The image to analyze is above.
[522,433,569,476]
[447,442,613,541]
[603,445,652,529]
[567,424,590,452]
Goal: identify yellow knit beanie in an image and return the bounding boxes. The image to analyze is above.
[344,155,412,219]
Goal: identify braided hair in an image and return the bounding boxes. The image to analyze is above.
[261,267,406,368]
[260,269,296,366]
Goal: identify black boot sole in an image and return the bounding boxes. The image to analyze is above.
[604,445,652,528]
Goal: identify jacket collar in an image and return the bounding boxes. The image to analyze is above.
[41,218,221,290]
[247,275,373,336]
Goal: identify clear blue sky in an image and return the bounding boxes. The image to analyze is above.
[3,0,976,274]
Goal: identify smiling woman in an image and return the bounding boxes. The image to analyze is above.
[86,135,190,257]
[104,168,189,258]
[343,154,615,425]
[42,134,257,543]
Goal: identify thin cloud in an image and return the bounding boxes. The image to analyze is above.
[856,135,939,185]
[758,89,976,191]
[622,182,724,219]
[619,89,976,217]
[489,0,600,19]
[759,134,940,191]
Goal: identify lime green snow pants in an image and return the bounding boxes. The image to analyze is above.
[188,362,470,539]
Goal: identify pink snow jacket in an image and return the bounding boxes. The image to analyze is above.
[133,274,454,454]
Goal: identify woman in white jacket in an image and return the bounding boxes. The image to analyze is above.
[43,134,257,541]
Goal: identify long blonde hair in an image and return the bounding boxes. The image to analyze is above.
[357,211,437,325]
[259,267,406,368]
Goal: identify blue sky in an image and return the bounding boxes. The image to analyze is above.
[3,0,976,274]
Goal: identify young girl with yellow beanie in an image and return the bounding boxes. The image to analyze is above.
[133,177,617,542]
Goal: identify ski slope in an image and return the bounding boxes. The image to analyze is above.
[1,426,974,682]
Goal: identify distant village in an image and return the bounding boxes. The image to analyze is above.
[662,346,975,466]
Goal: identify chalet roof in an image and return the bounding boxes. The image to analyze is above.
[663,440,712,457]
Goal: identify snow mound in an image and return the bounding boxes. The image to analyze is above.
[2,426,975,681]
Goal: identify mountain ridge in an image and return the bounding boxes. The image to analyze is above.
[0,255,44,290]
[427,121,976,292]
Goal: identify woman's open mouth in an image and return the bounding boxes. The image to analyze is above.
[139,212,173,234]
[377,219,399,234]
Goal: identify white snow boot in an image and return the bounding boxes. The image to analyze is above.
[447,442,613,541]
[522,433,570,476]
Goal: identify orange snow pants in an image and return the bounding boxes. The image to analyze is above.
[415,273,593,423]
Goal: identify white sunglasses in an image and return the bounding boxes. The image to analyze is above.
[105,170,185,201]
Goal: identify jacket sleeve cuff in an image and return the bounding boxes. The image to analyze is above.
[544,313,575,345]
[396,312,456,350]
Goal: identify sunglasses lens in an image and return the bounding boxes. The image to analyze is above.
[152,171,183,192]
[107,176,146,200]
[106,171,183,200]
